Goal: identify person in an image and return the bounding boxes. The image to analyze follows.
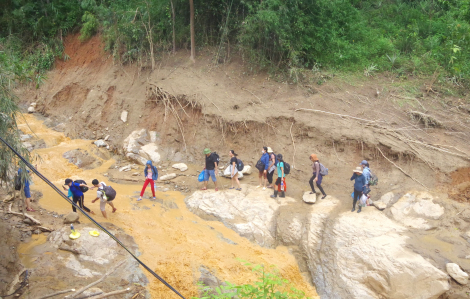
[138,160,158,201]
[309,154,327,199]
[202,148,219,191]
[18,165,36,212]
[257,147,269,190]
[266,147,276,189]
[63,179,94,214]
[360,160,371,186]
[350,166,366,213]
[228,150,242,191]
[90,179,117,219]
[271,154,286,198]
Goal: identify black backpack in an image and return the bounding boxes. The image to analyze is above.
[283,162,291,175]
[255,160,265,171]
[236,159,244,172]
[74,180,89,193]
[101,185,117,201]
[211,152,220,164]
[14,175,22,191]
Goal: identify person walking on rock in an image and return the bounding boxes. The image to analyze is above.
[229,150,242,191]
[63,179,94,214]
[350,167,366,213]
[271,154,286,198]
[360,160,371,185]
[138,160,158,201]
[91,179,117,219]
[309,154,327,199]
[17,165,36,212]
[257,147,269,190]
[266,147,277,189]
[202,148,219,191]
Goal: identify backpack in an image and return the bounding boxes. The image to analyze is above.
[74,180,89,193]
[211,152,220,164]
[255,160,265,171]
[236,159,244,172]
[369,171,379,186]
[101,185,116,201]
[319,163,329,176]
[283,162,291,175]
[14,175,22,191]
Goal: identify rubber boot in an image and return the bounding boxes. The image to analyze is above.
[357,206,362,213]
[270,191,278,198]
[280,191,285,198]
[351,199,357,212]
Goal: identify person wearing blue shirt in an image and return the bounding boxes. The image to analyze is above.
[138,160,159,201]
[360,160,371,185]
[18,167,35,212]
[257,147,270,190]
[350,167,367,213]
[63,178,94,214]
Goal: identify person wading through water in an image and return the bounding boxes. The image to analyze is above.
[271,154,286,198]
[63,179,95,214]
[202,148,219,191]
[266,147,276,189]
[309,154,327,199]
[229,150,242,191]
[350,166,366,213]
[90,179,117,219]
[138,160,158,201]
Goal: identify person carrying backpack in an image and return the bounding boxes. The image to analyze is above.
[17,164,37,212]
[351,167,367,213]
[309,154,327,199]
[266,147,277,189]
[229,150,242,191]
[271,154,286,198]
[138,160,158,201]
[63,179,94,214]
[256,147,269,190]
[360,160,371,185]
[91,179,117,219]
[202,148,219,191]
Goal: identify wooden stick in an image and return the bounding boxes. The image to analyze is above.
[75,292,103,299]
[289,123,297,169]
[376,146,428,190]
[295,108,382,123]
[6,203,41,225]
[35,288,75,299]
[88,288,131,299]
[67,260,126,298]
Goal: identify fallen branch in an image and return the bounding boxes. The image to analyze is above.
[67,260,127,298]
[289,123,297,169]
[37,226,53,232]
[88,288,131,299]
[75,292,103,299]
[35,288,75,299]
[5,203,41,225]
[376,146,428,190]
[295,108,382,124]
[202,94,222,113]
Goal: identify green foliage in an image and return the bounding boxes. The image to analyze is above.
[80,12,98,41]
[193,262,311,299]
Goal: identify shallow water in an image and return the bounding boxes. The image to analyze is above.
[18,114,318,298]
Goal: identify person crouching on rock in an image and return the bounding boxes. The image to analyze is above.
[271,154,286,198]
[63,179,95,215]
[138,160,158,201]
[202,148,219,191]
[309,154,327,199]
[229,150,242,191]
[350,167,366,213]
[90,179,117,219]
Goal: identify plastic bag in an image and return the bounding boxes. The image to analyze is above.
[198,170,206,182]
[360,194,368,207]
[351,192,354,199]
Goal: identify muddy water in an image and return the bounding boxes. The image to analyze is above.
[18,114,318,298]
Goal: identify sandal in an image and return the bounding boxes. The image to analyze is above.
[26,208,36,212]
[201,187,207,191]
[236,188,242,191]
[215,188,218,191]
[137,198,142,201]
[229,187,235,189]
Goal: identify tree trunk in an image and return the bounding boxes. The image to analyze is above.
[170,0,176,54]
[189,0,195,62]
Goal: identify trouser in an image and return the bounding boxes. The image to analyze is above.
[140,178,155,197]
[309,174,326,196]
[72,195,91,213]
[267,170,274,184]
[353,189,363,208]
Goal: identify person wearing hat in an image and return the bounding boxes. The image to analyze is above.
[137,160,159,201]
[350,166,367,213]
[257,147,269,190]
[309,154,327,199]
[202,148,219,191]
[360,160,371,186]
[266,147,277,189]
[63,179,94,214]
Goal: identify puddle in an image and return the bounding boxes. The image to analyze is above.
[17,234,48,269]
[18,114,318,298]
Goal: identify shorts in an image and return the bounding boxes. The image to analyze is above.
[99,198,113,212]
[258,170,267,179]
[204,169,217,182]
[23,185,31,198]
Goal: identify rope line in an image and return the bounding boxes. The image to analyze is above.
[0,136,186,299]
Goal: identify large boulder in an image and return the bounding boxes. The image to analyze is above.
[122,129,161,165]
[160,173,177,181]
[123,129,148,154]
[172,163,188,172]
[223,166,243,179]
[447,263,469,285]
[302,191,316,203]
[63,149,102,169]
[139,143,161,164]
[63,212,79,224]
[390,192,445,230]
[241,165,252,175]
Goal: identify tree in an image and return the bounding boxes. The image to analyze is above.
[189,0,195,62]
[170,0,176,54]
[141,0,156,71]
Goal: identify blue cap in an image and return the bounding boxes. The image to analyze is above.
[360,160,368,165]
[146,160,152,165]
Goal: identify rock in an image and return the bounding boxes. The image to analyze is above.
[160,173,177,181]
[223,166,243,179]
[126,153,148,165]
[447,263,469,285]
[123,129,148,154]
[149,131,158,143]
[22,142,33,151]
[119,165,132,172]
[27,106,35,113]
[132,172,140,176]
[30,102,37,108]
[373,201,387,210]
[63,212,79,224]
[161,188,169,192]
[121,110,128,123]
[20,134,32,141]
[390,192,445,230]
[379,192,395,206]
[302,192,316,204]
[94,140,107,147]
[139,143,161,163]
[172,163,188,172]
[63,149,101,169]
[23,218,33,225]
[241,165,252,175]
[104,135,110,141]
